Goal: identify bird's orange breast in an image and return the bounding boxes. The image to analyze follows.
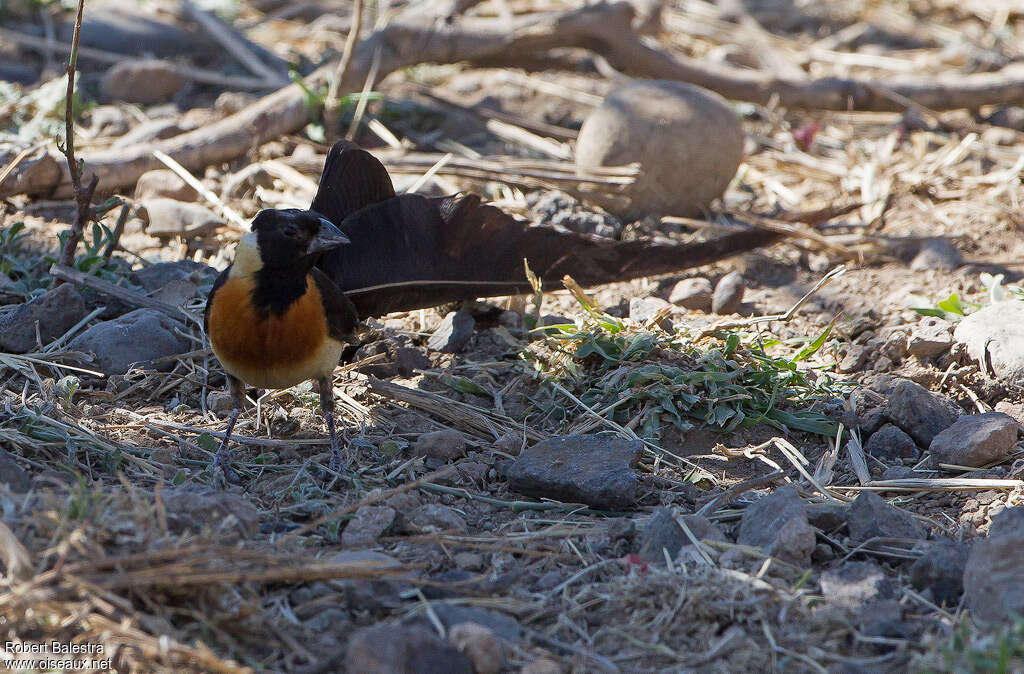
[208,275,343,389]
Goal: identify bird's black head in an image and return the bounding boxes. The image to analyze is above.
[250,209,349,270]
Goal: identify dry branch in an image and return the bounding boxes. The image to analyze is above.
[8,1,1024,199]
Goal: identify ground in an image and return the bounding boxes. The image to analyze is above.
[3,0,1024,672]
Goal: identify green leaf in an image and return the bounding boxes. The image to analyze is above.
[197,432,219,452]
[793,321,834,362]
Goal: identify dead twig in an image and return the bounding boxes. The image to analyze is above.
[324,0,364,139]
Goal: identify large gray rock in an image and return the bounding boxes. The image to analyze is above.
[67,308,190,374]
[928,412,1019,468]
[159,487,261,539]
[864,423,920,463]
[134,169,199,202]
[139,199,221,238]
[954,301,1024,382]
[668,277,713,312]
[100,60,184,104]
[412,429,467,462]
[712,271,745,315]
[910,538,969,606]
[820,560,897,609]
[346,624,473,674]
[964,507,1024,624]
[575,80,743,219]
[61,2,204,57]
[737,485,815,565]
[130,260,218,292]
[846,490,926,544]
[0,284,87,353]
[427,308,475,353]
[341,505,397,547]
[907,317,953,358]
[885,379,962,446]
[507,435,641,509]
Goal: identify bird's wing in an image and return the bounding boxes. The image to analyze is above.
[310,267,360,343]
[309,140,395,225]
[317,192,784,319]
[204,265,233,334]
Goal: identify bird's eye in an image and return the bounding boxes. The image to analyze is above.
[282,226,299,238]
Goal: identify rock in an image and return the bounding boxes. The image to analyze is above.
[964,507,1024,623]
[0,284,87,353]
[130,260,218,292]
[907,317,953,358]
[63,3,204,57]
[100,60,184,104]
[953,301,1024,381]
[329,550,404,611]
[668,277,713,312]
[521,658,563,674]
[160,487,260,538]
[0,143,61,197]
[820,561,897,609]
[448,623,505,674]
[0,449,32,493]
[836,344,869,374]
[986,105,1024,131]
[910,538,969,606]
[864,424,920,463]
[885,379,962,447]
[87,106,131,137]
[346,624,473,674]
[928,412,1019,468]
[428,308,475,353]
[412,429,467,462]
[394,346,430,376]
[712,271,745,315]
[575,80,743,219]
[507,435,641,509]
[425,604,522,643]
[629,296,673,328]
[846,490,926,544]
[134,169,199,202]
[67,308,191,374]
[342,505,397,547]
[407,504,468,533]
[138,199,221,238]
[222,164,276,200]
[0,63,37,86]
[527,190,621,238]
[737,486,815,565]
[909,238,962,271]
[637,507,686,562]
[152,279,199,307]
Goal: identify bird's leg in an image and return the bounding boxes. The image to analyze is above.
[212,375,245,483]
[318,375,345,477]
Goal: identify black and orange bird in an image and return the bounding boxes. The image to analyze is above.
[204,139,783,479]
[204,208,357,476]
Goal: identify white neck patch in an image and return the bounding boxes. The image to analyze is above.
[229,233,262,278]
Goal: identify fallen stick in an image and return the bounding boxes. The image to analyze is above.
[9,1,1024,198]
[48,264,200,327]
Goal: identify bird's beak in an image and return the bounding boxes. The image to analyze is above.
[308,218,350,254]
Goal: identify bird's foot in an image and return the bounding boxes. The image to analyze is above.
[211,446,242,485]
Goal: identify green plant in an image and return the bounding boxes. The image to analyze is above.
[939,617,1024,673]
[525,283,844,442]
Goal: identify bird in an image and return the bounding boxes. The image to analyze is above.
[204,208,357,478]
[203,139,783,481]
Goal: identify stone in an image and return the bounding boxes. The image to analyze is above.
[819,561,897,609]
[885,379,962,447]
[88,106,131,137]
[329,550,405,611]
[910,238,962,271]
[0,284,87,353]
[846,490,926,544]
[0,448,32,493]
[986,105,1024,131]
[954,301,1024,381]
[134,169,199,202]
[67,308,191,374]
[152,279,200,307]
[412,429,467,462]
[62,3,204,57]
[637,507,686,563]
[423,604,522,643]
[864,424,920,463]
[0,143,61,197]
[0,63,37,86]
[527,190,621,238]
[629,296,673,328]
[345,624,473,674]
[428,308,475,353]
[928,412,1019,468]
[139,199,222,238]
[836,344,869,374]
[907,317,953,358]
[222,164,276,200]
[910,538,969,606]
[394,346,430,376]
[406,504,468,533]
[448,622,505,674]
[160,487,260,538]
[100,60,184,104]
[576,81,743,219]
[521,658,563,674]
[341,505,397,547]
[130,260,218,292]
[963,507,1024,623]
[737,486,815,565]
[668,277,713,312]
[112,118,188,148]
[805,502,848,532]
[506,435,641,509]
[712,271,745,315]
